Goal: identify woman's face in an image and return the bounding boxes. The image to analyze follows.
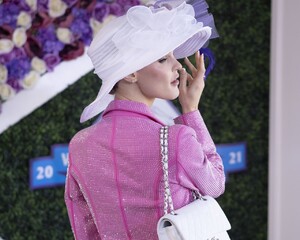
[135,52,182,103]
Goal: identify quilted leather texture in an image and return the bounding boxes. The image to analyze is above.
[157,196,231,240]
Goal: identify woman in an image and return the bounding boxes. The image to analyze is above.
[64,1,225,239]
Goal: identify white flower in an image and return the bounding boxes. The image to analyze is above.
[17,11,32,29]
[90,18,102,37]
[20,70,40,89]
[48,0,68,18]
[0,39,14,55]
[31,57,47,74]
[141,0,154,6]
[0,64,8,83]
[0,83,15,101]
[90,15,116,37]
[56,28,73,44]
[13,27,27,48]
[25,0,37,11]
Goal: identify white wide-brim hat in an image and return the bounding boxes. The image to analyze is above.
[80,1,211,122]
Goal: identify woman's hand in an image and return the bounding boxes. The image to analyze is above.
[178,51,206,113]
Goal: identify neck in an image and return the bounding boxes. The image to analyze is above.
[114,81,155,107]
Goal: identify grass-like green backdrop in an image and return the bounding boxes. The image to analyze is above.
[0,0,270,239]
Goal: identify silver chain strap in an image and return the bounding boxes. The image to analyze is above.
[160,126,205,216]
[160,126,175,215]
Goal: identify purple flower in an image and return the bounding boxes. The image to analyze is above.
[115,0,132,6]
[0,47,27,64]
[70,8,92,45]
[70,20,92,45]
[5,56,31,92]
[129,0,140,6]
[72,7,90,18]
[109,3,124,16]
[36,26,64,54]
[6,57,31,80]
[116,0,140,12]
[43,40,65,54]
[43,53,61,71]
[0,0,145,103]
[93,2,109,22]
[6,78,23,92]
[0,56,5,65]
[36,25,56,42]
[10,0,31,12]
[63,0,79,7]
[12,47,27,59]
[37,0,49,12]
[0,2,20,28]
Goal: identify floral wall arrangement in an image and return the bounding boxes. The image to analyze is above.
[0,0,141,113]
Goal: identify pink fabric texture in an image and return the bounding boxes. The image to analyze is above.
[65,100,225,239]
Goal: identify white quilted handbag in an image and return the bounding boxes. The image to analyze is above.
[157,126,231,240]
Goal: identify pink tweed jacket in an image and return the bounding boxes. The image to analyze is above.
[65,100,225,239]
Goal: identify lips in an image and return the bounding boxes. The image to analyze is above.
[171,73,179,85]
[171,79,180,85]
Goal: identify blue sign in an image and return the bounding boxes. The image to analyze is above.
[30,142,247,189]
[216,142,247,178]
[30,144,69,190]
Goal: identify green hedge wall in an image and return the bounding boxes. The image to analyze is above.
[0,0,270,239]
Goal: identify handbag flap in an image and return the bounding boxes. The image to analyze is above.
[157,196,231,240]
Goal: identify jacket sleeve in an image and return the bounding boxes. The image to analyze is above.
[64,156,101,240]
[173,110,225,197]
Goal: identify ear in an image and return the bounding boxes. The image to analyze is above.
[123,73,137,83]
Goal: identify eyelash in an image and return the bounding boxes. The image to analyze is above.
[158,57,167,63]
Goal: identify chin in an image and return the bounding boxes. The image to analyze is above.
[166,93,179,100]
[158,90,179,101]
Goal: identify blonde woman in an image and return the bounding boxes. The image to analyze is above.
[65,1,225,239]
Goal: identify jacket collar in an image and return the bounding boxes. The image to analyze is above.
[102,100,165,125]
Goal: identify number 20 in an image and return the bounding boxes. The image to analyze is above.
[36,165,54,180]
